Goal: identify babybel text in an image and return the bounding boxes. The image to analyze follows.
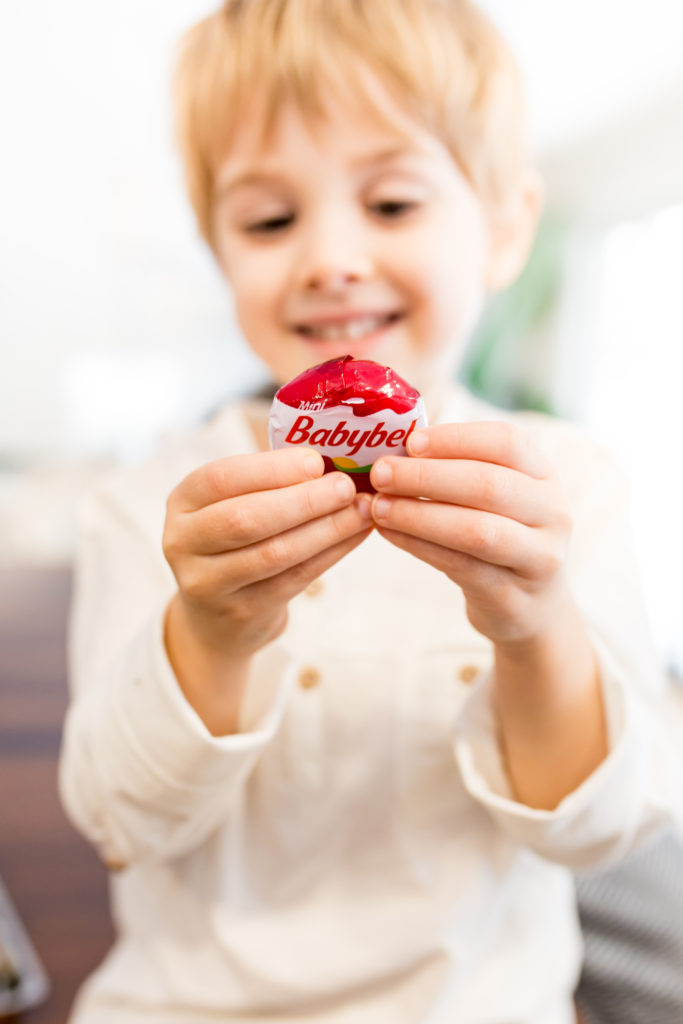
[284,415,418,457]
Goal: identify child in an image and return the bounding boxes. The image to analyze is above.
[59,1,681,1022]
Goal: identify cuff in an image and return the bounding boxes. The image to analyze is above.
[452,634,662,869]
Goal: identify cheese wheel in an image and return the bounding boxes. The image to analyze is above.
[269,356,427,492]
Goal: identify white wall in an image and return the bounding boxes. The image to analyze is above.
[540,79,683,227]
[480,0,683,151]
[0,0,267,466]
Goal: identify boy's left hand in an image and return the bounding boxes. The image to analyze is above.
[369,421,573,646]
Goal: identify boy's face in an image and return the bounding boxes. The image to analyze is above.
[212,80,501,409]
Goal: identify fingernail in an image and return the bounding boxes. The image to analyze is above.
[372,460,392,487]
[304,452,323,478]
[408,430,428,455]
[355,494,373,519]
[373,496,392,521]
[335,473,355,500]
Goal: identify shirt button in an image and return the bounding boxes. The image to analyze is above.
[458,664,480,684]
[104,858,127,872]
[298,666,321,689]
[304,578,324,598]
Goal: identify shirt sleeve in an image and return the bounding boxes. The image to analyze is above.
[58,471,294,869]
[452,434,682,870]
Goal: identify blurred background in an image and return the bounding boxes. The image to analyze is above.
[1,0,682,677]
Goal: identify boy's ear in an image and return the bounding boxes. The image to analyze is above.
[484,169,545,293]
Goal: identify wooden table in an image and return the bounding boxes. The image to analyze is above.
[0,567,115,1023]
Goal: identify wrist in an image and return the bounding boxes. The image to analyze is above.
[491,593,607,809]
[491,593,598,704]
[493,582,579,660]
[164,594,253,736]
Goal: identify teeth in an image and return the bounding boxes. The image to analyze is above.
[302,315,393,341]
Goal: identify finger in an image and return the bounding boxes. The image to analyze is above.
[370,457,554,527]
[210,493,374,590]
[377,526,513,596]
[189,471,356,555]
[174,448,324,512]
[237,522,373,607]
[407,422,553,479]
[371,495,553,577]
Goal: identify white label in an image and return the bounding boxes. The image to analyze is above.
[269,396,427,471]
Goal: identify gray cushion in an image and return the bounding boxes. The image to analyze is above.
[575,829,683,1024]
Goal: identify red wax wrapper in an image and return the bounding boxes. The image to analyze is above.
[268,356,428,492]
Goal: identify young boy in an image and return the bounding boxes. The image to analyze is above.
[59,2,680,1022]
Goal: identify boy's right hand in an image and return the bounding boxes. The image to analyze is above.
[161,449,371,730]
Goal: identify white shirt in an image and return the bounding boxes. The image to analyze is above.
[59,386,680,1024]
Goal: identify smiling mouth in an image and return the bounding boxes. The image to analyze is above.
[295,312,402,342]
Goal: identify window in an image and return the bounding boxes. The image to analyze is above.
[584,205,683,675]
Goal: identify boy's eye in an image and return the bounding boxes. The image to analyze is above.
[370,200,418,219]
[244,213,295,235]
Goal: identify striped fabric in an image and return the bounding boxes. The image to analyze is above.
[575,829,683,1024]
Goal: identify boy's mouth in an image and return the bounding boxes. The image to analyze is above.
[294,311,403,343]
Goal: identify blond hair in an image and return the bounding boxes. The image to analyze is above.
[174,0,529,247]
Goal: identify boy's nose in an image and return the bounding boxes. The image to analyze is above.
[296,220,374,292]
[301,262,371,291]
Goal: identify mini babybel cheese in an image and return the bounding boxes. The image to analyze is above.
[269,356,428,492]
